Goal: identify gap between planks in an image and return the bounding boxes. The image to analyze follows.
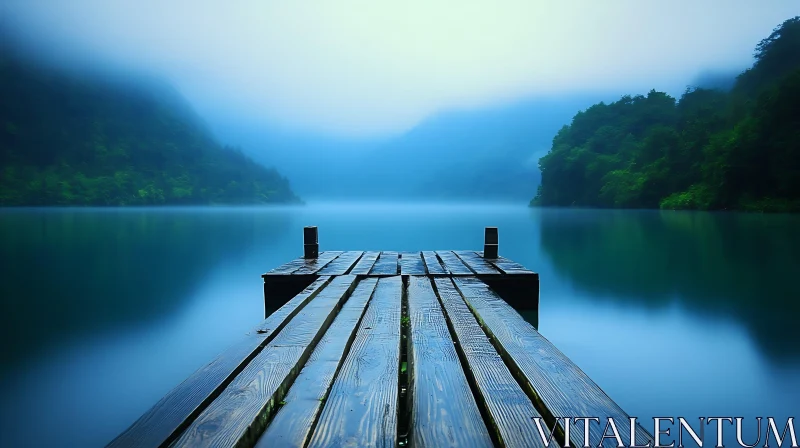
[171,276,360,448]
[255,277,380,448]
[451,277,654,447]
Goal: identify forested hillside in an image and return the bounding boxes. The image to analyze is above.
[532,17,800,212]
[0,44,299,205]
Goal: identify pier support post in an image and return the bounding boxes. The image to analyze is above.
[304,226,319,259]
[483,227,498,259]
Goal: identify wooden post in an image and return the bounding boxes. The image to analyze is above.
[304,226,319,259]
[483,227,498,259]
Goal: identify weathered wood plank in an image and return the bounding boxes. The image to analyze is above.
[451,277,654,447]
[434,277,546,448]
[422,250,447,275]
[435,250,473,275]
[263,257,308,275]
[292,251,344,275]
[406,276,493,447]
[107,276,333,448]
[454,251,502,275]
[317,251,364,275]
[369,251,399,275]
[256,278,379,448]
[349,251,380,275]
[477,253,534,274]
[307,276,402,448]
[172,275,359,448]
[400,251,426,275]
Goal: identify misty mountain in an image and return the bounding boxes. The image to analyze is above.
[690,70,740,91]
[533,16,800,212]
[0,42,299,206]
[209,94,612,201]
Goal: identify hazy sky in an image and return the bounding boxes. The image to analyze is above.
[2,1,798,136]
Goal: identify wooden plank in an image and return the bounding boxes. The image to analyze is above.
[317,251,364,275]
[263,257,308,275]
[422,250,447,275]
[307,276,402,448]
[172,275,359,448]
[434,277,546,448]
[107,276,333,448]
[256,278,379,448]
[451,277,654,447]
[454,251,502,275]
[435,250,473,275]
[369,251,399,275]
[406,276,493,447]
[399,251,426,275]
[349,251,380,275]
[292,251,344,275]
[477,253,534,274]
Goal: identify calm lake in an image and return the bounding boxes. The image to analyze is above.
[1,203,799,447]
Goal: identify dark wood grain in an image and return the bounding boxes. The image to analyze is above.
[406,275,493,447]
[292,251,344,275]
[317,251,364,275]
[400,252,426,275]
[435,250,473,275]
[434,277,546,448]
[454,251,502,275]
[307,276,402,448]
[422,251,447,275]
[263,257,308,275]
[349,251,380,275]
[107,277,333,448]
[369,251,399,275]
[451,277,654,447]
[171,275,359,448]
[255,278,379,448]
[476,252,534,274]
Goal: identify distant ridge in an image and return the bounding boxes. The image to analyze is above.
[0,37,300,206]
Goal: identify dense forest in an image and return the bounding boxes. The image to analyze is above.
[0,44,300,205]
[532,17,800,212]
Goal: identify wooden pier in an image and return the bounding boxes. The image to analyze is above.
[109,227,654,448]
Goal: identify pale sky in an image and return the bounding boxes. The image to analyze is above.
[2,1,798,136]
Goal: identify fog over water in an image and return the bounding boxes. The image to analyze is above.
[1,206,799,447]
[2,4,800,446]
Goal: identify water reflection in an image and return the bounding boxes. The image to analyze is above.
[537,208,800,364]
[0,207,292,374]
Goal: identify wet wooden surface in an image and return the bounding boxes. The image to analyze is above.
[452,276,654,447]
[348,250,380,275]
[435,250,474,275]
[400,251,426,275]
[306,276,402,448]
[317,251,363,275]
[369,251,399,276]
[266,251,539,277]
[435,277,547,448]
[172,276,359,448]
[106,276,333,448]
[114,253,653,448]
[454,250,502,275]
[407,275,493,447]
[422,250,447,275]
[255,278,378,448]
[476,252,535,274]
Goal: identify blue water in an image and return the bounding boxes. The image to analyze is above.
[1,204,798,447]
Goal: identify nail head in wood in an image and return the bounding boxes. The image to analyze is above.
[484,227,498,245]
